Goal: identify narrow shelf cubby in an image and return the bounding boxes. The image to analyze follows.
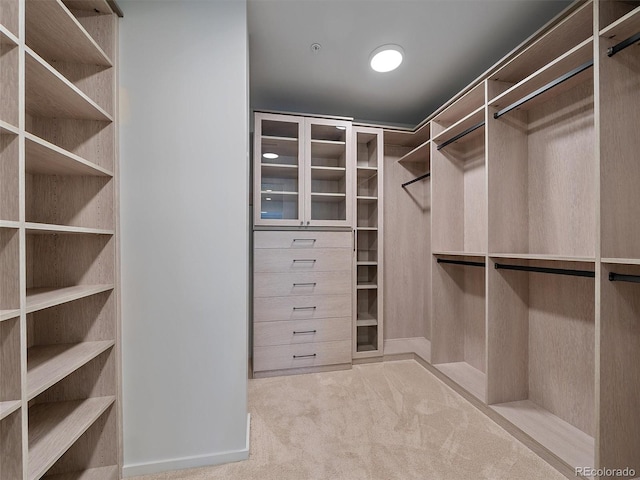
[487,256,595,471]
[356,229,377,263]
[0,130,19,222]
[599,5,640,262]
[488,72,595,259]
[0,317,21,417]
[356,264,377,289]
[0,29,19,128]
[598,262,640,475]
[0,227,20,318]
[431,254,486,402]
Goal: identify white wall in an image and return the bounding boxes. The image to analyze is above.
[118,1,249,475]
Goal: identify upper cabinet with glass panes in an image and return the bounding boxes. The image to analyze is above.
[254,112,353,227]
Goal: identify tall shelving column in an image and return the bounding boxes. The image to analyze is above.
[1,0,24,478]
[352,127,383,358]
[0,1,123,479]
[597,1,640,476]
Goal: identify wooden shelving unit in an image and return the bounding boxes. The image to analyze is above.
[353,127,383,358]
[0,1,121,479]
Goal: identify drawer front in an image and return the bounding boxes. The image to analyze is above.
[254,340,351,372]
[254,271,352,297]
[254,248,352,273]
[254,294,352,322]
[254,231,352,249]
[254,317,351,347]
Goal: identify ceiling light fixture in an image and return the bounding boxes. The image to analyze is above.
[263,152,279,159]
[370,44,404,73]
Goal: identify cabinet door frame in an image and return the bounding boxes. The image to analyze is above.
[254,112,305,227]
[303,117,354,227]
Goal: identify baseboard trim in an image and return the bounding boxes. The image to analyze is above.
[123,413,251,477]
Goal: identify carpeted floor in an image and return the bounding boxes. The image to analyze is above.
[131,360,566,480]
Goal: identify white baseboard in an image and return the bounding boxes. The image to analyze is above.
[123,413,251,477]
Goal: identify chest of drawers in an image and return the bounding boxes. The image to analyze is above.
[252,230,353,376]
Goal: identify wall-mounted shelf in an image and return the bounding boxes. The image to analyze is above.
[26,285,114,314]
[0,400,21,421]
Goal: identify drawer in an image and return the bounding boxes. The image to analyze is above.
[254,317,351,347]
[254,294,351,322]
[254,230,352,249]
[254,271,352,297]
[254,248,352,273]
[253,340,351,372]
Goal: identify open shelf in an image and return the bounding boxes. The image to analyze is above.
[26,133,113,177]
[492,400,594,469]
[356,283,377,290]
[28,396,115,480]
[383,121,430,148]
[488,38,593,112]
[601,257,640,266]
[0,120,19,135]
[397,139,430,164]
[25,48,113,121]
[26,223,114,236]
[489,253,595,263]
[356,318,378,327]
[432,83,485,134]
[600,4,640,38]
[0,309,20,322]
[435,362,486,402]
[0,400,20,421]
[433,106,484,148]
[489,2,593,87]
[25,0,112,66]
[26,285,115,314]
[27,341,115,400]
[433,251,485,259]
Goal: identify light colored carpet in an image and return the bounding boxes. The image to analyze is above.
[131,360,566,480]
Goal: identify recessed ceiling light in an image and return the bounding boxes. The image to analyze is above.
[263,152,279,159]
[370,44,404,73]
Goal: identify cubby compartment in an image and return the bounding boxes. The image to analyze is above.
[0,409,22,480]
[26,233,115,314]
[431,255,486,402]
[356,289,378,327]
[488,77,595,259]
[0,228,20,318]
[0,33,19,128]
[432,126,486,255]
[356,325,378,352]
[0,317,21,415]
[356,169,378,197]
[356,230,377,263]
[0,0,19,37]
[598,262,640,476]
[356,131,378,168]
[26,175,115,231]
[0,131,19,222]
[356,199,378,228]
[357,264,377,288]
[27,349,117,480]
[599,7,640,262]
[487,257,595,471]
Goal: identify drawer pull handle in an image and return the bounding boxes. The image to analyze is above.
[293,354,317,359]
[293,330,317,335]
[293,306,317,310]
[293,238,316,242]
[293,282,316,287]
[293,259,317,263]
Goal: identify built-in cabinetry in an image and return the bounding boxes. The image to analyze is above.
[0,1,120,479]
[379,1,640,478]
[253,231,352,377]
[352,127,384,358]
[253,112,353,227]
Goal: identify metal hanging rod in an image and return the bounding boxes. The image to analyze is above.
[436,121,485,151]
[402,172,430,188]
[494,263,595,278]
[437,259,486,268]
[609,272,640,283]
[493,60,594,119]
[607,31,640,57]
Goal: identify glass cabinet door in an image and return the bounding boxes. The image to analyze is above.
[254,114,304,226]
[304,118,352,226]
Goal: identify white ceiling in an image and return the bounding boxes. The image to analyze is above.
[248,0,573,127]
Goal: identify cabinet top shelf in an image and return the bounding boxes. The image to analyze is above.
[26,0,113,67]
